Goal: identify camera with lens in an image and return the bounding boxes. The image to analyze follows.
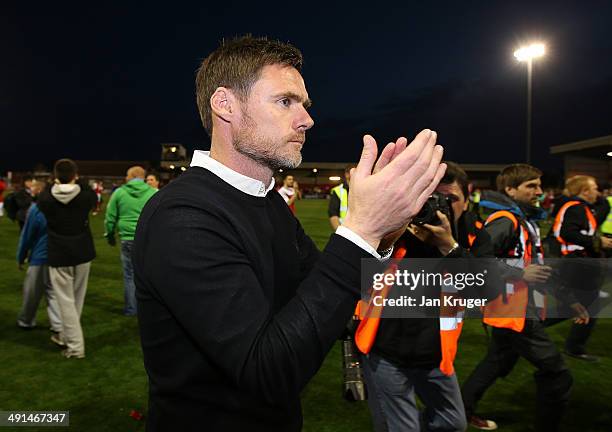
[412,192,453,226]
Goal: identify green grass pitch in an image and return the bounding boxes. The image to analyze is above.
[0,199,610,431]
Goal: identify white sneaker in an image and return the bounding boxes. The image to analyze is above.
[61,349,85,359]
[50,333,66,347]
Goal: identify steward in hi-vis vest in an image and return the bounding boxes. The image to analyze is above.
[553,199,597,256]
[461,165,584,432]
[551,175,612,362]
[600,195,612,236]
[330,184,348,222]
[328,164,354,231]
[356,162,496,432]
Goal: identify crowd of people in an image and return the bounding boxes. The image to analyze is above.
[2,35,612,432]
[317,160,611,431]
[3,162,160,358]
[3,157,611,431]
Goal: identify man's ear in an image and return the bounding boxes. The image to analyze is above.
[505,186,515,198]
[210,87,236,125]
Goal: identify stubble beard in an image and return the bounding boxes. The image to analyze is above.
[232,111,303,170]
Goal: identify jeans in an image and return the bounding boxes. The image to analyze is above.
[364,352,467,431]
[120,240,137,315]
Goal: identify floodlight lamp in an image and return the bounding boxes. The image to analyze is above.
[514,43,546,62]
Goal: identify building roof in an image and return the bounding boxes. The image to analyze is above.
[550,134,612,155]
[296,162,507,172]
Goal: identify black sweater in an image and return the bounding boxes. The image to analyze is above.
[132,167,370,432]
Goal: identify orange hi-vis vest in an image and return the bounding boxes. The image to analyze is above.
[552,200,597,256]
[353,241,465,376]
[467,220,484,247]
[482,210,544,333]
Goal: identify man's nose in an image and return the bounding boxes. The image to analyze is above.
[295,106,314,131]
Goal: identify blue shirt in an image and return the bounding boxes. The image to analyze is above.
[16,203,48,265]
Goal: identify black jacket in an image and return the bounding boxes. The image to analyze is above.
[133,167,372,432]
[557,197,603,292]
[372,212,496,369]
[14,189,33,224]
[37,181,97,267]
[559,197,598,257]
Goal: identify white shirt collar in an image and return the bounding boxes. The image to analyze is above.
[190,150,275,197]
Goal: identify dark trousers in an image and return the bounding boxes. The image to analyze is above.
[558,256,604,354]
[462,320,572,432]
[565,289,599,354]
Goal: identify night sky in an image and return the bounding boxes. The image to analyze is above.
[3,2,612,175]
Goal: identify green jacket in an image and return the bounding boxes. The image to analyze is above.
[104,180,157,240]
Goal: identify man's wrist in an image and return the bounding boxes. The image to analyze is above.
[341,220,380,251]
[439,240,459,256]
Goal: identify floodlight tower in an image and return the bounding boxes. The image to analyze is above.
[514,43,546,164]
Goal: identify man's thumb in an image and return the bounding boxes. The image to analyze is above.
[354,135,378,179]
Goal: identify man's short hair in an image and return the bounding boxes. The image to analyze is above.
[54,159,78,184]
[565,175,595,196]
[196,35,303,136]
[440,161,469,199]
[496,164,542,192]
[127,166,146,179]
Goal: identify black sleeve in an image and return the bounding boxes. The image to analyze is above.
[446,242,501,302]
[36,189,51,217]
[88,188,97,209]
[296,219,321,282]
[468,226,494,258]
[593,197,610,226]
[559,205,595,250]
[535,278,578,306]
[77,179,98,210]
[327,192,340,218]
[139,205,369,406]
[15,191,31,210]
[471,217,518,262]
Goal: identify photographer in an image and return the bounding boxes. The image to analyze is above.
[358,162,495,432]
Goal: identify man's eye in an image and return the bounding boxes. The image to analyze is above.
[279,98,291,107]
